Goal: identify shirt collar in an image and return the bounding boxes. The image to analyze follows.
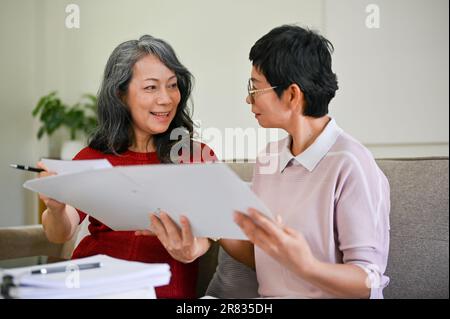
[278,118,343,173]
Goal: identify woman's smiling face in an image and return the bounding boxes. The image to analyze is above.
[124,54,181,138]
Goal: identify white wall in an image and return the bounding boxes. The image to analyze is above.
[33,0,324,160]
[324,0,449,158]
[0,0,448,226]
[0,0,42,226]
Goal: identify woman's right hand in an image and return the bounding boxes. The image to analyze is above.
[136,211,211,264]
[36,161,65,214]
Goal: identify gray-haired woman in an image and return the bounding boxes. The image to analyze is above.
[36,35,216,299]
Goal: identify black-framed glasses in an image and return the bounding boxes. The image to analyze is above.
[247,79,278,103]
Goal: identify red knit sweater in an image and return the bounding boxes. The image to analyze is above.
[71,143,216,299]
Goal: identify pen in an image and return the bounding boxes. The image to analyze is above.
[10,164,45,173]
[31,262,102,275]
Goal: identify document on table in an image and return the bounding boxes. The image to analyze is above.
[23,162,273,240]
[1,254,169,299]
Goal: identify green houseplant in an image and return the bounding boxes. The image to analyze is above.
[32,91,98,141]
[32,91,98,159]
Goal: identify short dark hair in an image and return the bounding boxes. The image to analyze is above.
[249,25,338,117]
[89,35,194,163]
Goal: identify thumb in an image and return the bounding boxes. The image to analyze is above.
[283,226,300,237]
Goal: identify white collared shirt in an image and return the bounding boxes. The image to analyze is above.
[278,118,344,173]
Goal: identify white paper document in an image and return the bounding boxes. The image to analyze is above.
[41,158,112,174]
[1,254,170,299]
[23,162,272,239]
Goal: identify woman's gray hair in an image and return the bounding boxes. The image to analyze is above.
[89,35,194,163]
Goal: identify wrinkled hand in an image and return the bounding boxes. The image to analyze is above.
[36,161,65,214]
[135,211,210,264]
[234,208,317,277]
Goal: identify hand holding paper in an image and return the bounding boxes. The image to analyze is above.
[36,161,65,214]
[34,159,114,243]
[136,211,212,263]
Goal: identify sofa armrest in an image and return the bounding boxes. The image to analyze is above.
[0,225,64,260]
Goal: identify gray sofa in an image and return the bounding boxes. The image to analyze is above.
[0,157,448,298]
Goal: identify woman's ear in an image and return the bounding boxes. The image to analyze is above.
[285,83,304,114]
[118,90,127,105]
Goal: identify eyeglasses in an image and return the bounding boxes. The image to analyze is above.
[247,79,278,103]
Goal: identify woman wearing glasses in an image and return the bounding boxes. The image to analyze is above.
[142,25,391,299]
[37,35,216,299]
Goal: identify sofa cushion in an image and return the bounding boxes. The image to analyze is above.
[377,158,449,298]
[205,247,259,298]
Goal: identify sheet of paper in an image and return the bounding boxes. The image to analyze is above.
[9,278,160,299]
[41,158,112,175]
[23,162,273,239]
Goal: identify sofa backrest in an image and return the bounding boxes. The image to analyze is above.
[377,157,449,298]
[201,158,449,298]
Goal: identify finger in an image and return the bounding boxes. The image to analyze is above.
[234,211,279,254]
[283,226,301,238]
[239,219,267,244]
[241,221,278,255]
[39,171,54,178]
[135,230,153,236]
[42,197,65,212]
[37,161,49,171]
[159,212,182,248]
[275,214,284,227]
[45,198,62,207]
[150,214,168,244]
[234,210,269,237]
[36,162,56,178]
[39,192,50,202]
[248,208,285,240]
[247,209,286,251]
[233,210,252,226]
[240,221,279,256]
[180,215,195,247]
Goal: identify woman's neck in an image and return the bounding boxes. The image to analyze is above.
[288,116,331,157]
[129,131,156,153]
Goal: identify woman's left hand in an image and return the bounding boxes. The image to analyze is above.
[135,211,210,263]
[234,208,317,277]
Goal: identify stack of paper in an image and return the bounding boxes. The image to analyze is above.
[0,255,170,299]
